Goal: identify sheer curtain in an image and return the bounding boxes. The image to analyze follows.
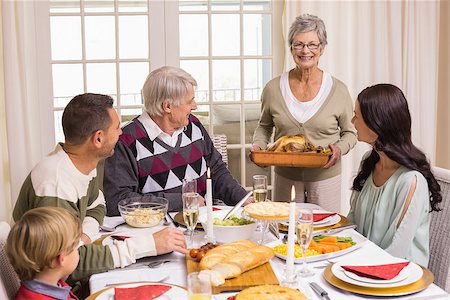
[283,1,444,213]
[0,1,54,222]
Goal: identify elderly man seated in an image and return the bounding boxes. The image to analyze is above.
[104,66,248,215]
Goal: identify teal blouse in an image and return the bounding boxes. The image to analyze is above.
[348,165,431,266]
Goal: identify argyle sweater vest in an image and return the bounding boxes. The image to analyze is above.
[119,115,208,196]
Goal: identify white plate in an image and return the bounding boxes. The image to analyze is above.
[267,230,366,263]
[331,259,423,288]
[92,282,187,300]
[280,210,341,228]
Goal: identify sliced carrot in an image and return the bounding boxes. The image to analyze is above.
[337,242,352,250]
[320,244,340,253]
[317,236,338,243]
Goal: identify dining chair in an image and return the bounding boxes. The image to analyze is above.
[429,166,450,292]
[0,222,20,299]
[211,134,228,166]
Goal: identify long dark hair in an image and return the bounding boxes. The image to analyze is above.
[352,84,441,212]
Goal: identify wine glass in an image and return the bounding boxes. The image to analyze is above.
[187,272,212,300]
[252,175,267,202]
[183,192,200,248]
[182,179,198,235]
[296,208,314,277]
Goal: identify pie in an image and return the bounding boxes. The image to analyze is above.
[235,284,307,300]
[244,202,290,220]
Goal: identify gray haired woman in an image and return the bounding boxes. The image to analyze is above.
[251,14,357,212]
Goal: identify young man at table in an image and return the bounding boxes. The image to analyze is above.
[103,66,248,215]
[11,93,188,283]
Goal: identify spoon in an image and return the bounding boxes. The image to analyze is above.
[100,222,126,232]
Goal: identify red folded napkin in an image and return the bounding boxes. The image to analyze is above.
[115,284,171,300]
[341,262,410,280]
[213,207,222,211]
[111,235,130,241]
[313,213,336,222]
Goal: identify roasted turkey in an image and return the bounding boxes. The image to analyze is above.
[267,135,329,153]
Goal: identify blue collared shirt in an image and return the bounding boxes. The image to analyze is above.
[22,279,74,300]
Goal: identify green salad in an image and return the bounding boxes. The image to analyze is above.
[213,215,254,226]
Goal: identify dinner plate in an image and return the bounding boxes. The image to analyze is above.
[331,260,423,288]
[267,230,366,263]
[280,210,341,227]
[86,282,187,300]
[323,264,434,297]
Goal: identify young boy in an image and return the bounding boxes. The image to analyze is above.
[6,207,82,300]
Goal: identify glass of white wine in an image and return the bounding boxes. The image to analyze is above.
[183,192,200,248]
[296,208,314,277]
[252,175,267,202]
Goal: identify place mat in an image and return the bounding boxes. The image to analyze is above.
[186,255,278,294]
[323,264,434,296]
[279,214,349,232]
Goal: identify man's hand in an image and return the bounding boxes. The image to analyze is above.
[323,144,342,169]
[81,233,92,245]
[154,227,188,255]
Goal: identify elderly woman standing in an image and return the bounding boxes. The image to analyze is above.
[104,66,248,214]
[251,14,356,212]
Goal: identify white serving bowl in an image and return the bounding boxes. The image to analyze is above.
[199,209,258,244]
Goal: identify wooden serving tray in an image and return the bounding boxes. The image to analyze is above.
[250,150,330,168]
[186,256,279,294]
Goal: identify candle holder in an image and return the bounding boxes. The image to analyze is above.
[281,265,298,288]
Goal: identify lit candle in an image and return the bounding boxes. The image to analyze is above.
[286,185,296,280]
[206,168,214,243]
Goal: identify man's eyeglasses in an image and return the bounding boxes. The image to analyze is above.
[292,42,321,51]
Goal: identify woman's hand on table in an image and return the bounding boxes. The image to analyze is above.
[154,227,188,255]
[323,144,341,169]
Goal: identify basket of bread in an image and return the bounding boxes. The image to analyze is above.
[250,134,331,168]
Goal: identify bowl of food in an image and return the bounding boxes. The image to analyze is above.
[199,209,257,244]
[118,196,168,228]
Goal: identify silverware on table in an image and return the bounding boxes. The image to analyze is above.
[166,213,179,227]
[100,222,126,232]
[309,282,331,300]
[221,191,252,221]
[105,275,170,287]
[313,224,357,237]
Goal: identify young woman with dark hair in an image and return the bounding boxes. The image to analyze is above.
[348,83,441,267]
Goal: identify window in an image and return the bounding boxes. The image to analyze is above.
[48,0,283,192]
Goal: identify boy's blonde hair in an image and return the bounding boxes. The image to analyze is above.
[6,207,82,281]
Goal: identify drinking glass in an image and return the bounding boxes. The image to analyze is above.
[187,272,212,300]
[183,192,200,248]
[252,175,267,202]
[182,178,198,235]
[296,208,314,277]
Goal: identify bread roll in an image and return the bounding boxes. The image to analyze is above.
[199,240,255,270]
[199,244,275,286]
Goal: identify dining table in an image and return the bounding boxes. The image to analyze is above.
[88,209,450,300]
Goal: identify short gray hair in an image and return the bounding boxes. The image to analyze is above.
[288,14,328,48]
[142,66,197,117]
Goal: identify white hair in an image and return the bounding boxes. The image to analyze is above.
[142,66,197,117]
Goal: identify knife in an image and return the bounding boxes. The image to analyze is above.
[313,224,357,237]
[166,213,180,227]
[309,282,331,300]
[221,191,253,221]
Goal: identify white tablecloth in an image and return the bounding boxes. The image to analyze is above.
[90,216,450,300]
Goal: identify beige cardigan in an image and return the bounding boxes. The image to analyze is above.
[252,74,357,182]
